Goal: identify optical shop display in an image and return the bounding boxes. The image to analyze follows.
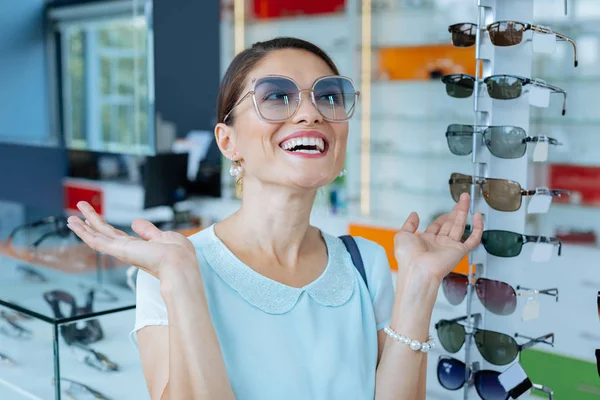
[449,173,570,212]
[448,21,578,67]
[445,124,562,159]
[441,74,567,115]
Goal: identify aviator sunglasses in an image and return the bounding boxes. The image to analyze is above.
[448,21,578,67]
[435,315,554,366]
[442,272,559,316]
[446,124,562,159]
[441,74,567,115]
[223,75,359,123]
[449,172,570,212]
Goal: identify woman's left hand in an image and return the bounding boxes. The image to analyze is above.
[393,192,483,283]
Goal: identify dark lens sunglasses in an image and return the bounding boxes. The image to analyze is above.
[7,216,68,246]
[449,172,570,212]
[448,21,578,67]
[437,356,508,400]
[446,124,562,159]
[435,315,555,366]
[223,75,359,123]
[441,74,567,115]
[442,272,558,316]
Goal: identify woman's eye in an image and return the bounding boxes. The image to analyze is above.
[317,93,343,104]
[263,91,290,101]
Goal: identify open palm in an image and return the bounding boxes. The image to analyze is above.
[66,202,197,279]
[394,193,483,282]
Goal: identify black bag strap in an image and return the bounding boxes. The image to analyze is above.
[339,235,368,290]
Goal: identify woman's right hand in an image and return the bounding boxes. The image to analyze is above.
[67,201,198,280]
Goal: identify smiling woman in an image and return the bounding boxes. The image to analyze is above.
[66,36,483,400]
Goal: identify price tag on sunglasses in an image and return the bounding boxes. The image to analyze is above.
[533,31,557,54]
[527,192,552,214]
[531,242,554,263]
[499,362,532,398]
[522,295,540,321]
[529,86,551,108]
[533,137,549,162]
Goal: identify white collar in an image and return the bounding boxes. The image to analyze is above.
[199,225,356,314]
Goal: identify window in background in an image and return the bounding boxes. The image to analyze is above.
[62,16,151,154]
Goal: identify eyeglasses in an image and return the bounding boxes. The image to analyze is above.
[437,356,508,400]
[481,229,562,257]
[446,124,562,159]
[43,290,104,345]
[441,74,567,115]
[7,216,68,245]
[442,272,558,315]
[0,351,16,366]
[435,315,554,365]
[223,75,359,123]
[449,21,578,67]
[16,264,49,283]
[71,343,119,372]
[449,172,570,212]
[0,311,33,340]
[54,377,111,400]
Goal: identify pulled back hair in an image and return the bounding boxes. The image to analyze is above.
[216,37,340,125]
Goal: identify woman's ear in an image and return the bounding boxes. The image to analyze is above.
[215,122,237,159]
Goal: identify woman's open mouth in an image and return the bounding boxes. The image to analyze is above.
[280,137,328,155]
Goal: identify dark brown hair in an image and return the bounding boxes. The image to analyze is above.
[216,37,340,125]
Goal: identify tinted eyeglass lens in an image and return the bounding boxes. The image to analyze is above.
[482,230,524,257]
[488,21,525,47]
[437,321,466,353]
[437,357,466,391]
[442,273,469,305]
[255,77,300,121]
[475,370,509,400]
[481,178,523,211]
[443,75,475,98]
[484,126,528,159]
[476,278,517,315]
[485,76,523,100]
[313,77,357,121]
[449,173,472,202]
[474,329,519,365]
[450,23,477,47]
[446,125,474,156]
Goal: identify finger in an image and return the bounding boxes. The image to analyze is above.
[448,207,469,242]
[439,193,469,236]
[463,212,483,252]
[132,219,163,241]
[400,212,420,234]
[425,214,449,235]
[77,202,127,238]
[69,218,110,240]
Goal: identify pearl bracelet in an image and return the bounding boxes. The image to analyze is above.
[383,326,435,353]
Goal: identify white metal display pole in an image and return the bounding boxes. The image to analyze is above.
[465,0,534,399]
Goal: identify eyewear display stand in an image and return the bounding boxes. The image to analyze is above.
[464,0,537,399]
[0,253,145,399]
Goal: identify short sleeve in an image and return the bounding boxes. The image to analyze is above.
[354,238,395,331]
[129,269,169,349]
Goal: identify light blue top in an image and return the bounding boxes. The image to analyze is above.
[131,224,395,400]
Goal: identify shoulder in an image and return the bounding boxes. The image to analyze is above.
[350,236,390,273]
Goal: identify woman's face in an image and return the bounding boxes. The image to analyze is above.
[224,49,350,191]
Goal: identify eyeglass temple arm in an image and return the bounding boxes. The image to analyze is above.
[522,235,562,256]
[516,332,555,351]
[534,80,567,115]
[525,136,562,146]
[532,383,554,400]
[515,285,559,301]
[530,25,577,67]
[223,91,253,122]
[435,313,481,328]
[7,216,61,244]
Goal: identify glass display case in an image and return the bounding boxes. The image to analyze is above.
[0,207,146,399]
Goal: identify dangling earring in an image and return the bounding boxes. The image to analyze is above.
[229,158,242,177]
[338,168,347,177]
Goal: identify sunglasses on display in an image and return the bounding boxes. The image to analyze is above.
[43,290,104,345]
[435,315,555,366]
[442,272,559,316]
[462,226,563,258]
[223,75,359,123]
[448,21,578,67]
[16,264,49,283]
[7,216,68,245]
[437,356,508,400]
[449,172,570,212]
[54,377,111,400]
[71,343,119,372]
[0,311,33,340]
[0,351,16,366]
[441,74,567,115]
[445,124,562,159]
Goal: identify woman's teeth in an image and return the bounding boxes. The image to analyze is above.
[281,137,326,153]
